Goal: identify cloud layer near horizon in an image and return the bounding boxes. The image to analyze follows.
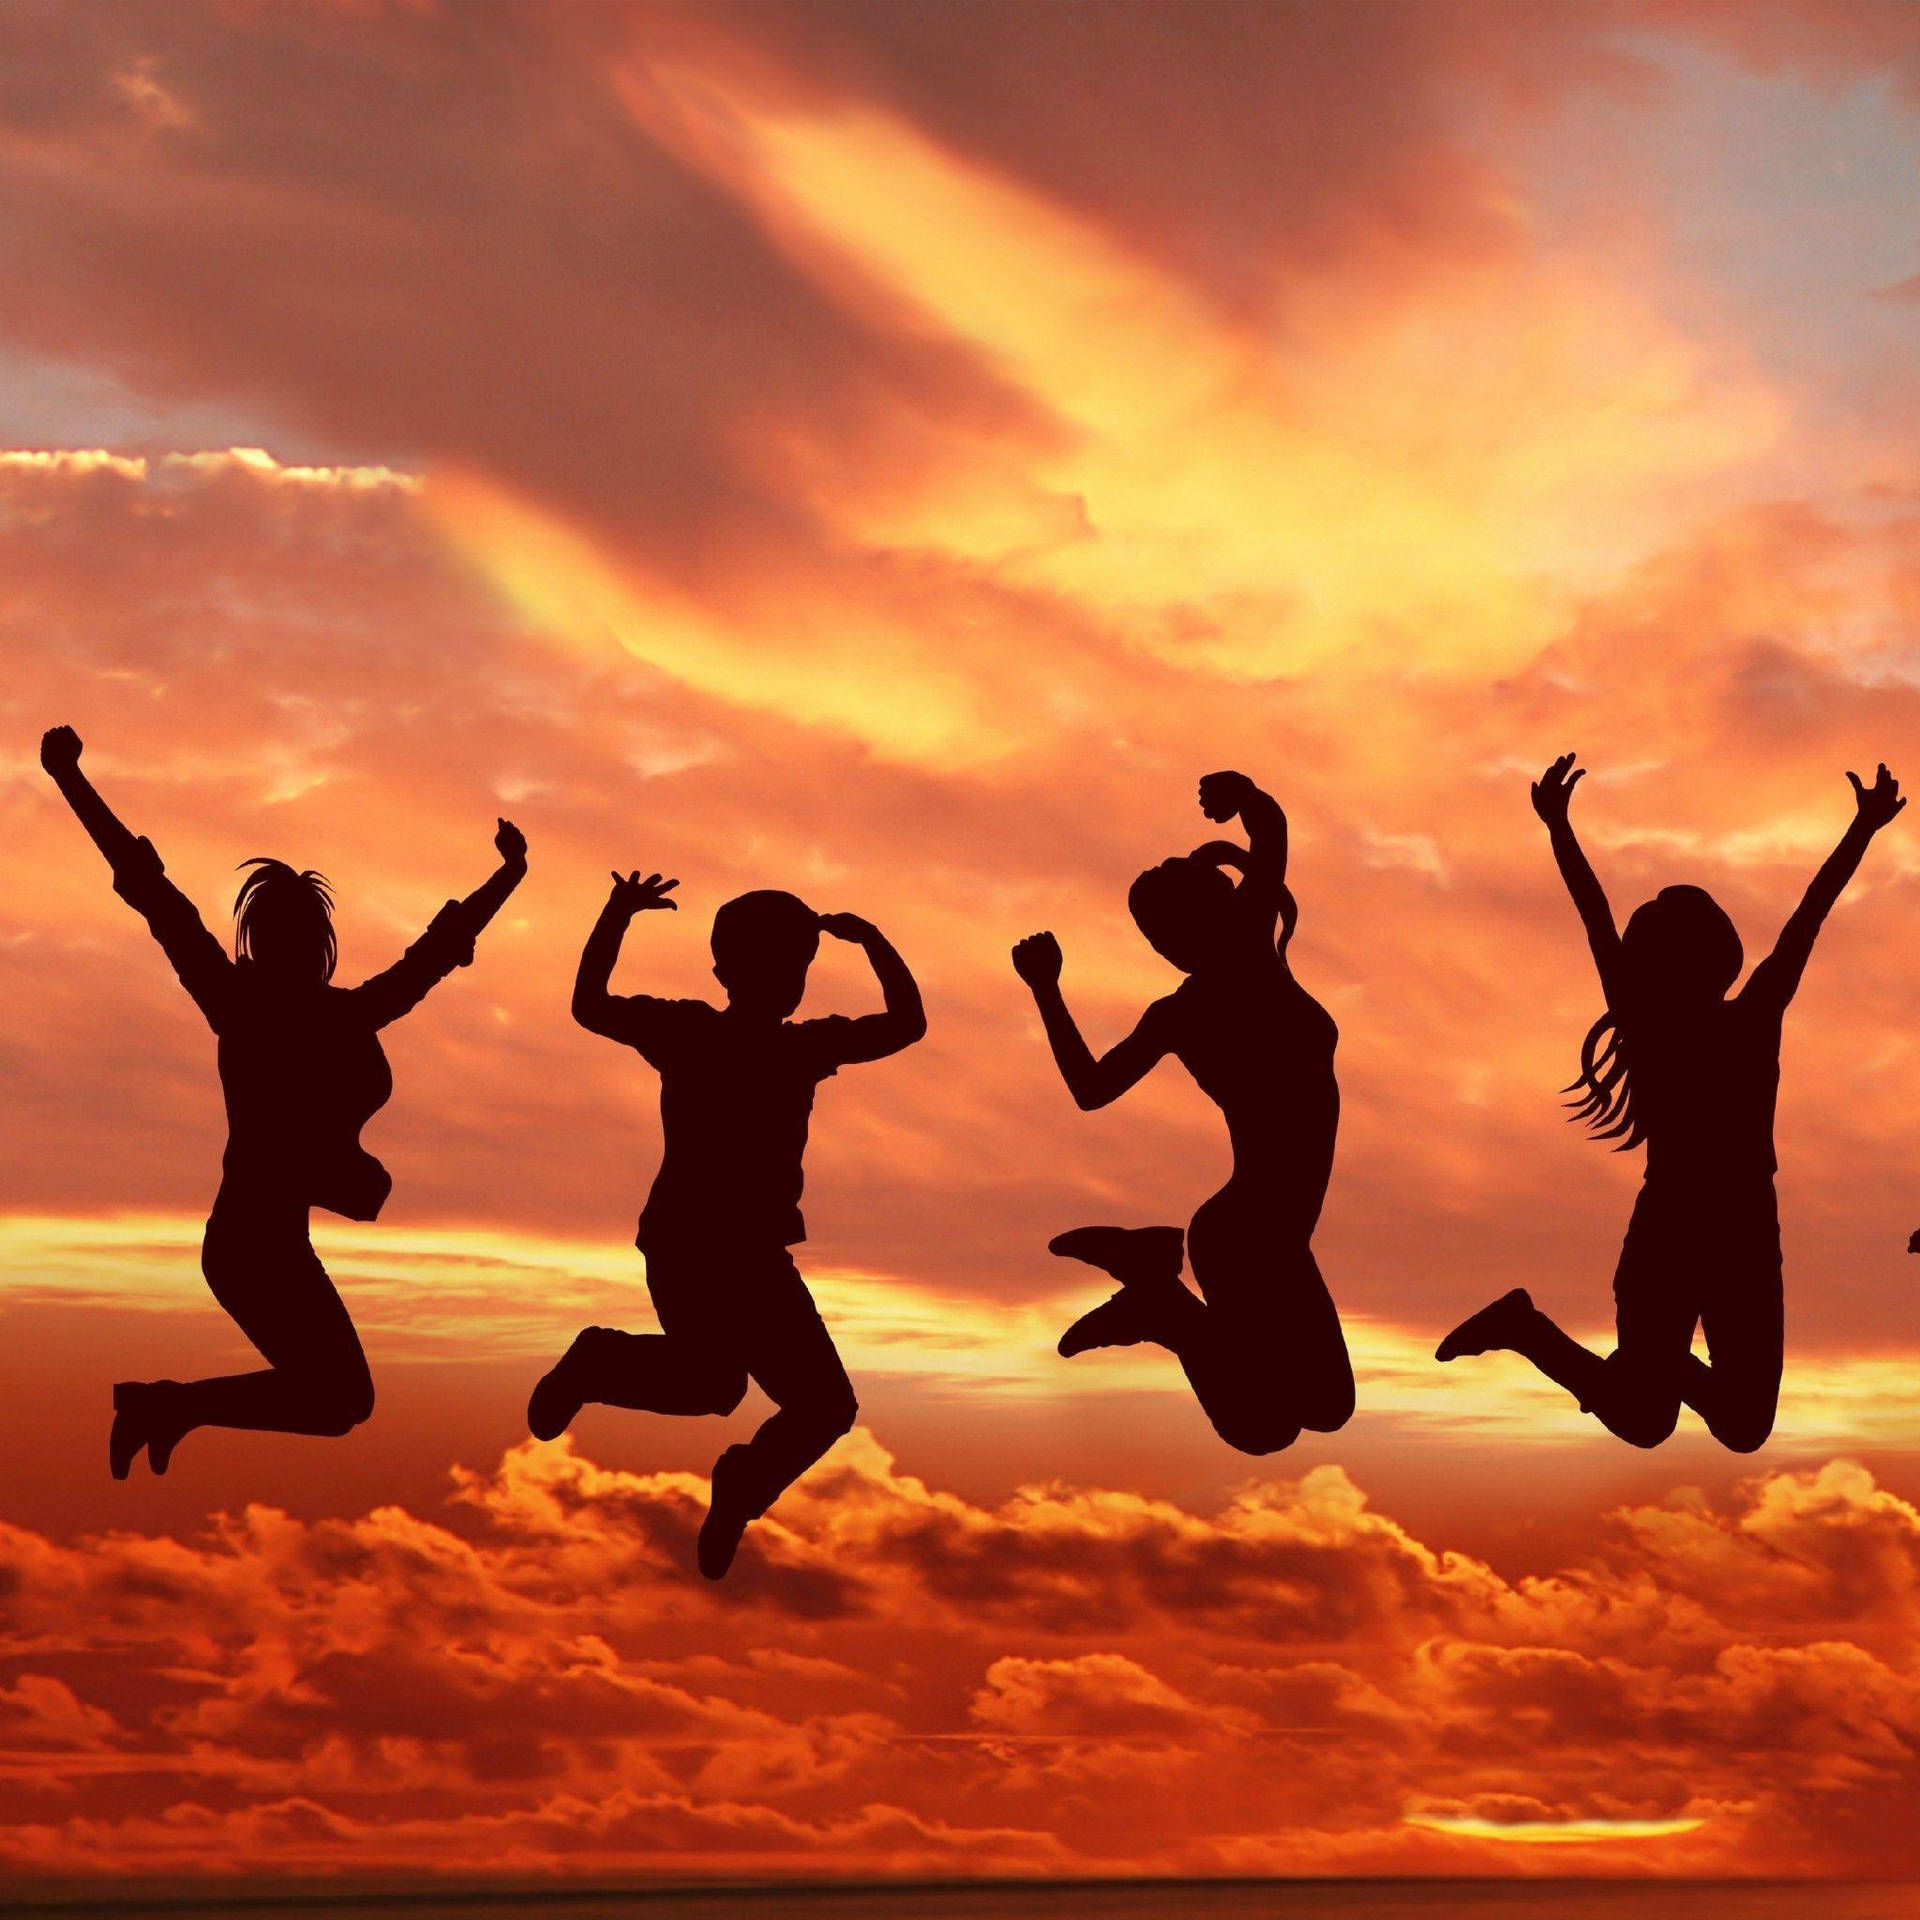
[8,1439,1920,1882]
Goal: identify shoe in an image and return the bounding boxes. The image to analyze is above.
[1435,1288,1535,1362]
[110,1381,187,1479]
[698,1445,757,1581]
[1058,1287,1170,1358]
[527,1327,611,1441]
[1047,1224,1185,1287]
[109,1382,147,1480]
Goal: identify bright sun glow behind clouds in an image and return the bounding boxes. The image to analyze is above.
[425,61,1785,769]
[625,64,1783,680]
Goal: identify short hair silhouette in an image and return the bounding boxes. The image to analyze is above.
[711,888,820,1015]
[711,889,819,972]
[537,867,926,1580]
[234,859,338,984]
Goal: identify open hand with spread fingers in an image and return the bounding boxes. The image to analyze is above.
[609,870,679,916]
[1847,764,1905,833]
[1531,752,1585,825]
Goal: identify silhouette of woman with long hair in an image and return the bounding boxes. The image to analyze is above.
[1437,752,1905,1451]
[40,726,528,1477]
[1012,771,1354,1455]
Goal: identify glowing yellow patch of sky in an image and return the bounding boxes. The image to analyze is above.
[423,469,1030,764]
[425,66,1781,767]
[8,1213,1917,1449]
[627,67,1780,681]
[1405,1813,1708,1843]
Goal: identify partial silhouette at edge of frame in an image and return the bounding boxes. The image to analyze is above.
[527,870,926,1580]
[1012,769,1355,1456]
[39,725,527,1479]
[1437,751,1906,1453]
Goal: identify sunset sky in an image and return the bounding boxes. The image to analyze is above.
[7,0,1920,1891]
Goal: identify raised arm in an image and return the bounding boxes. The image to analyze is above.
[1011,931,1170,1110]
[572,869,678,1039]
[1746,764,1904,1011]
[1532,753,1622,1002]
[41,726,231,1020]
[1196,769,1289,948]
[41,727,144,873]
[817,913,926,1062]
[455,818,529,938]
[350,818,533,1028]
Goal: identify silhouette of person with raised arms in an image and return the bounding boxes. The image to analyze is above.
[1437,752,1906,1452]
[39,725,527,1477]
[528,869,925,1579]
[1012,771,1354,1455]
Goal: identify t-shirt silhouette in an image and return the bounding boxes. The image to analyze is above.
[594,996,860,1248]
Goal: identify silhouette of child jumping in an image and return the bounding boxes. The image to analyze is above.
[40,725,527,1477]
[1438,752,1905,1451]
[1012,771,1354,1455]
[529,871,925,1578]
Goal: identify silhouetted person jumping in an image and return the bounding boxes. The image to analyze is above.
[40,726,527,1478]
[1013,771,1354,1455]
[1438,752,1906,1452]
[528,871,925,1579]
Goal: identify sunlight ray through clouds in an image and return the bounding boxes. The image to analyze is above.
[625,64,1781,680]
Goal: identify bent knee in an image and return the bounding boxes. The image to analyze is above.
[706,1370,751,1417]
[1708,1411,1775,1456]
[820,1384,859,1440]
[1214,1414,1302,1457]
[789,1381,858,1443]
[297,1366,375,1436]
[335,1370,376,1433]
[1298,1377,1356,1435]
[1602,1400,1680,1450]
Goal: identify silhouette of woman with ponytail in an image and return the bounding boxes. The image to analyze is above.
[1438,752,1904,1451]
[40,726,528,1477]
[1013,771,1354,1455]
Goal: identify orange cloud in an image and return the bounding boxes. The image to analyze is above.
[7,1441,1920,1883]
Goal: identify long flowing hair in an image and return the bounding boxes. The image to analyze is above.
[233,858,337,983]
[1564,885,1742,1152]
[1566,1012,1640,1148]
